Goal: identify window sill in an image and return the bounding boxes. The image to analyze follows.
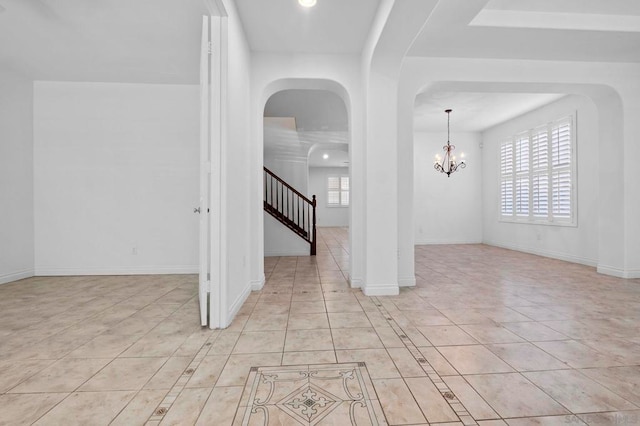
[499,217,577,228]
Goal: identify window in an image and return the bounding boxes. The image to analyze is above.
[328,176,349,207]
[500,116,575,225]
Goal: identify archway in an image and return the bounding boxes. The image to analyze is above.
[397,64,626,283]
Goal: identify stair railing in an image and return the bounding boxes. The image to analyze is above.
[263,167,316,256]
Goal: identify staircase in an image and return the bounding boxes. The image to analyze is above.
[264,167,316,256]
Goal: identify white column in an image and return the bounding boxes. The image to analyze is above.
[362,70,399,296]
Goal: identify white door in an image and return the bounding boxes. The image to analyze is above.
[198,16,211,327]
[199,15,224,329]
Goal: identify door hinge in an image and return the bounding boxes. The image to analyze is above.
[208,42,214,55]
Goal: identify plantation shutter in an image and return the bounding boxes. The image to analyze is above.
[500,141,514,216]
[514,135,529,216]
[340,177,349,206]
[551,119,572,218]
[531,128,549,217]
[327,177,340,205]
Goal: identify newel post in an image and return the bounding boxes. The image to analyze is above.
[311,195,317,256]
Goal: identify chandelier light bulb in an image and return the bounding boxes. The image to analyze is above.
[298,0,317,8]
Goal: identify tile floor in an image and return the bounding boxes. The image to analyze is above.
[1,227,640,425]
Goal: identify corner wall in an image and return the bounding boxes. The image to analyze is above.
[482,95,599,265]
[414,132,483,244]
[0,71,34,284]
[309,167,349,228]
[34,81,200,275]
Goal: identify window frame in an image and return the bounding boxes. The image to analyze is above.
[499,115,577,227]
[327,175,349,208]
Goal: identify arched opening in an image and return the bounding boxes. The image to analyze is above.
[399,77,625,284]
[260,82,353,286]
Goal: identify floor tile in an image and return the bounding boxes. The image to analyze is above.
[144,357,192,390]
[487,343,568,371]
[373,378,427,425]
[287,313,330,330]
[110,389,167,426]
[0,393,68,425]
[216,353,282,387]
[405,377,459,423]
[33,391,136,426]
[505,415,585,425]
[195,386,243,425]
[284,329,334,352]
[80,357,166,391]
[0,359,54,393]
[465,373,569,418]
[533,340,623,368]
[579,366,640,406]
[386,347,426,378]
[437,345,515,375]
[328,312,372,328]
[282,350,337,365]
[418,347,459,376]
[524,369,637,413]
[578,411,640,425]
[186,355,228,388]
[332,327,384,350]
[232,330,286,354]
[501,322,569,342]
[418,325,478,346]
[460,324,525,344]
[9,358,111,393]
[442,375,499,420]
[336,349,401,379]
[159,387,211,426]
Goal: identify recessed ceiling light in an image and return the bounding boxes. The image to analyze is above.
[323,154,329,160]
[299,0,317,8]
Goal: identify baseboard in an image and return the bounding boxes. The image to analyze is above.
[597,265,640,279]
[227,283,252,325]
[483,240,597,267]
[34,265,199,276]
[264,250,309,257]
[398,276,416,287]
[0,268,35,285]
[362,284,399,296]
[251,274,265,291]
[349,277,363,288]
[415,239,483,245]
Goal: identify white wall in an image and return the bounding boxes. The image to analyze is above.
[34,81,199,274]
[263,156,311,258]
[414,132,483,244]
[220,1,253,322]
[0,71,34,284]
[309,167,349,227]
[263,213,311,256]
[482,95,599,266]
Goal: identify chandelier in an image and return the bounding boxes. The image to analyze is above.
[434,109,466,177]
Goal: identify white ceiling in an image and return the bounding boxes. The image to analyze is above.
[0,0,208,83]
[408,0,640,62]
[264,90,348,131]
[233,0,381,53]
[2,0,635,133]
[414,91,566,132]
[308,145,349,168]
[264,89,349,167]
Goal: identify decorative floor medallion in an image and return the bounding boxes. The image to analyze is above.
[237,363,386,425]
